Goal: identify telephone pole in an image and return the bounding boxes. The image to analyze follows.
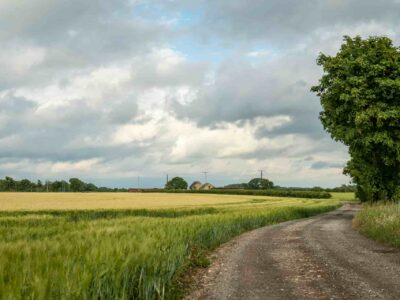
[166,174,169,184]
[258,169,264,180]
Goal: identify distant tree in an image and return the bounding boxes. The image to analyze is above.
[248,178,274,189]
[311,186,324,192]
[35,180,43,192]
[3,177,16,191]
[18,179,33,192]
[51,180,63,192]
[223,183,248,189]
[69,178,85,192]
[165,177,188,190]
[84,183,98,192]
[60,180,70,192]
[312,36,400,202]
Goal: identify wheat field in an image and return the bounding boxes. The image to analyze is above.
[0,192,326,211]
[0,192,354,299]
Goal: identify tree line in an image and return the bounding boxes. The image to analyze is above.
[0,177,127,192]
[165,177,275,190]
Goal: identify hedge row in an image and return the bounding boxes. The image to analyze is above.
[140,188,332,199]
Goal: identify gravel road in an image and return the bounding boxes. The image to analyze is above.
[186,204,400,300]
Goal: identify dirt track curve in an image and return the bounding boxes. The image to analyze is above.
[186,204,400,300]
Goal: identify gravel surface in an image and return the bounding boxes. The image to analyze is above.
[186,204,400,300]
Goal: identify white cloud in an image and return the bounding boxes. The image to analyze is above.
[247,50,270,57]
[0,44,46,76]
[51,159,101,173]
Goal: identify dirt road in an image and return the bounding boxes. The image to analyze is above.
[187,204,400,300]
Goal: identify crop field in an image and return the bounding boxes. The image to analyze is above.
[0,192,353,299]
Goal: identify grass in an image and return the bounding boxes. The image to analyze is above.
[0,192,353,299]
[353,202,400,248]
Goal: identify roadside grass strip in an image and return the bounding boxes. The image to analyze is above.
[354,203,400,248]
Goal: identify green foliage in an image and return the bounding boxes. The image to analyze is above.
[354,203,400,247]
[0,176,123,192]
[143,188,332,199]
[312,36,400,202]
[69,178,85,192]
[165,177,188,190]
[325,184,357,193]
[0,198,343,299]
[223,183,249,189]
[247,178,274,189]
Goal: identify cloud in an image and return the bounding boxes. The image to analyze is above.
[163,0,400,46]
[1,0,399,187]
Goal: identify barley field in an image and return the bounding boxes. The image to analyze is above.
[0,192,354,299]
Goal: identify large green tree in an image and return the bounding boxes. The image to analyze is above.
[69,178,86,192]
[165,177,188,190]
[312,36,400,202]
[247,178,274,189]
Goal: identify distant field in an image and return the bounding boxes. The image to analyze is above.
[0,192,354,299]
[0,192,350,211]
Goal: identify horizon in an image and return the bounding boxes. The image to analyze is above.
[1,1,399,187]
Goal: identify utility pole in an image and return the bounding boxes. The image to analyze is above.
[166,174,169,184]
[258,170,264,180]
[202,171,208,183]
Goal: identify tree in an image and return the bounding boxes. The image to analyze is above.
[165,177,188,190]
[223,183,248,189]
[36,180,44,192]
[247,178,274,189]
[69,178,85,192]
[51,180,63,192]
[3,176,16,191]
[84,183,98,192]
[311,36,400,202]
[17,179,34,192]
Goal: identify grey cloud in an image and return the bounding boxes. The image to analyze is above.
[311,161,345,170]
[0,1,170,89]
[0,94,37,114]
[174,54,324,140]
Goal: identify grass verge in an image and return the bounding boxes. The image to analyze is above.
[353,203,400,248]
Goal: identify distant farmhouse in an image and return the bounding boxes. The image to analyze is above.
[190,181,215,190]
[190,181,202,190]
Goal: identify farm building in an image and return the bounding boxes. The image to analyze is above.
[190,181,202,190]
[200,183,215,190]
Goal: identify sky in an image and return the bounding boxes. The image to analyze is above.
[1,0,400,188]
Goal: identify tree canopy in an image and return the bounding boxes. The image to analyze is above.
[247,178,274,189]
[0,176,127,192]
[312,36,400,202]
[165,177,188,190]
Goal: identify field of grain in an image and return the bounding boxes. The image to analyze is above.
[0,192,325,211]
[0,192,354,299]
